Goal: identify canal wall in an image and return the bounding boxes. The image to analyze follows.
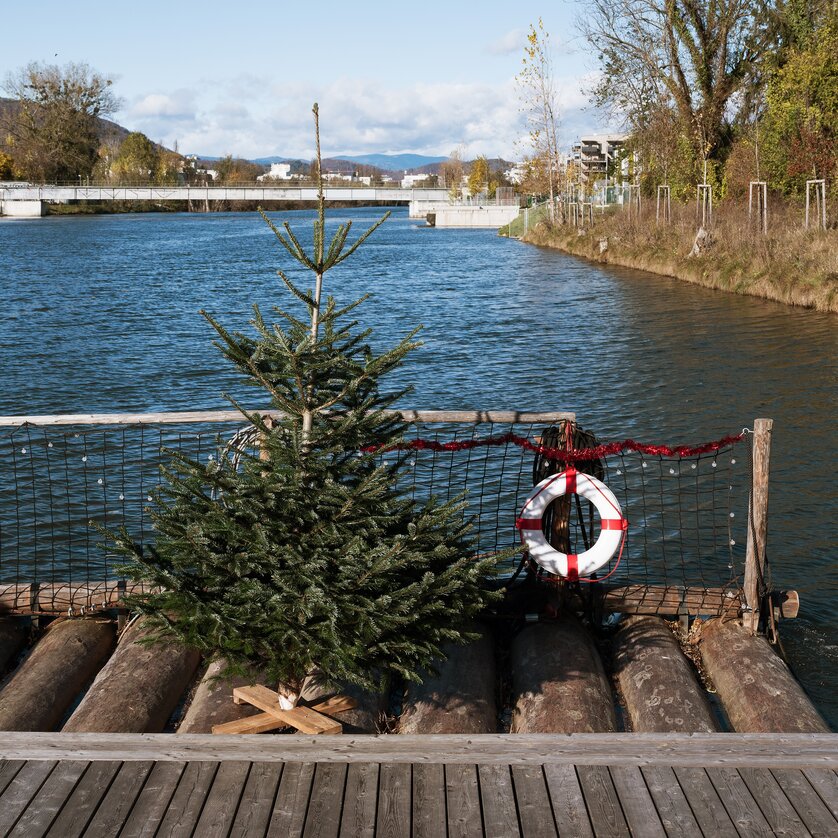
[0,200,44,217]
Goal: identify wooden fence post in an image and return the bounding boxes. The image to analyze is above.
[744,418,773,633]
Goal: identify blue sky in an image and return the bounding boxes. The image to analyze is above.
[1,1,611,161]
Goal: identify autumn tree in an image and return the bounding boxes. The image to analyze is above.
[112,132,159,184]
[0,150,18,180]
[517,19,561,217]
[467,156,489,196]
[2,61,120,182]
[579,1,773,167]
[439,148,464,199]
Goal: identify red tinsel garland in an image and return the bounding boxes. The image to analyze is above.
[362,431,746,461]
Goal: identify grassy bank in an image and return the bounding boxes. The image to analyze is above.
[505,202,838,313]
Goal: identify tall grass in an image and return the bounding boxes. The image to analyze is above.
[522,199,838,312]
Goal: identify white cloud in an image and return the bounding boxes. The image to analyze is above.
[115,72,610,162]
[486,29,526,56]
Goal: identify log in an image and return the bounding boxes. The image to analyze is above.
[511,618,616,733]
[612,615,717,732]
[300,670,388,734]
[177,659,267,734]
[400,624,496,734]
[0,618,27,673]
[699,618,829,733]
[62,616,201,733]
[0,617,115,731]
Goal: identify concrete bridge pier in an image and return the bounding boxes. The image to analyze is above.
[0,199,44,217]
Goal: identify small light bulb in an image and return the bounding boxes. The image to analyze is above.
[731,458,736,465]
[21,448,26,454]
[669,468,675,475]
[711,461,717,468]
[730,539,736,546]
[119,494,124,501]
[82,455,88,462]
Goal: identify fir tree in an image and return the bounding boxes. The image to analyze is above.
[111,105,503,702]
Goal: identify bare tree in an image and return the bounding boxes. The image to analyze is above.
[579,1,772,162]
[439,148,465,199]
[517,19,561,218]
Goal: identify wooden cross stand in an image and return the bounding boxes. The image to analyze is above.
[211,684,358,735]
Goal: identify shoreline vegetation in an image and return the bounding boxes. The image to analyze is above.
[503,202,838,314]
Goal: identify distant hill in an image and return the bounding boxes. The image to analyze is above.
[334,153,447,172]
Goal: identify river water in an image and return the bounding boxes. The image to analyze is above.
[1,207,835,726]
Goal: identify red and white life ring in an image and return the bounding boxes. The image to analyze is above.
[516,466,627,580]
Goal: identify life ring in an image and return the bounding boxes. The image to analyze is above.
[516,466,627,580]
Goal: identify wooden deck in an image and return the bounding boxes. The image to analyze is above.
[0,733,836,837]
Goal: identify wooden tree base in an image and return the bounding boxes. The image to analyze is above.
[211,684,357,735]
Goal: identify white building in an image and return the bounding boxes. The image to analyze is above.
[257,162,293,181]
[571,134,628,183]
[401,172,430,188]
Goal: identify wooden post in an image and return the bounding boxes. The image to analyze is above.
[744,418,773,633]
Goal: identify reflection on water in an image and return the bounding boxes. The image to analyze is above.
[0,208,835,726]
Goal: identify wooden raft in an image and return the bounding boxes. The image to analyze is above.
[0,732,836,837]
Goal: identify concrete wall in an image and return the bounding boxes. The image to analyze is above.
[0,200,44,217]
[431,206,520,228]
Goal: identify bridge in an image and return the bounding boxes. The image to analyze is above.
[0,184,452,219]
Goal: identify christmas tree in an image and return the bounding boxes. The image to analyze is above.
[112,105,503,703]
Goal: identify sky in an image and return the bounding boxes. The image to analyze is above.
[0,1,613,162]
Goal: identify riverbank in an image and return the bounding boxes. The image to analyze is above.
[514,203,838,313]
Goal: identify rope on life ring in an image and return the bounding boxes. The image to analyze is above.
[516,466,628,581]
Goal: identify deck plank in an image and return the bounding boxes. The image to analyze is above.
[478,764,520,838]
[229,762,284,838]
[45,760,121,837]
[412,762,445,838]
[0,760,57,835]
[193,760,252,838]
[376,762,411,838]
[577,764,630,837]
[802,769,838,814]
[705,766,774,837]
[269,761,316,838]
[608,765,666,838]
[771,769,838,836]
[738,767,812,837]
[119,760,187,838]
[6,760,88,838]
[543,764,593,837]
[304,761,348,838]
[641,766,702,837]
[0,760,25,796]
[155,760,220,838]
[511,764,556,838]
[446,763,483,838]
[673,767,738,836]
[339,762,378,838]
[81,761,155,837]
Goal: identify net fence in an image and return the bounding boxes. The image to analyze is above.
[0,414,752,614]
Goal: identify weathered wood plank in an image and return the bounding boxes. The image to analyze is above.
[771,769,838,836]
[0,761,57,835]
[376,762,411,838]
[446,763,483,838]
[576,764,630,837]
[192,760,252,838]
[511,764,556,838]
[6,760,88,838]
[802,768,838,814]
[705,766,774,837]
[608,765,666,838]
[642,766,703,836]
[672,767,738,836]
[2,731,838,767]
[119,761,187,838]
[268,762,315,838]
[412,762,445,838]
[738,767,812,836]
[229,762,284,838]
[543,763,593,837]
[82,761,155,837]
[303,762,348,838]
[154,760,220,837]
[478,764,520,838]
[339,763,378,838]
[0,760,24,796]
[44,760,121,837]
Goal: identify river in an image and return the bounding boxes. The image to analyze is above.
[1,207,836,727]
